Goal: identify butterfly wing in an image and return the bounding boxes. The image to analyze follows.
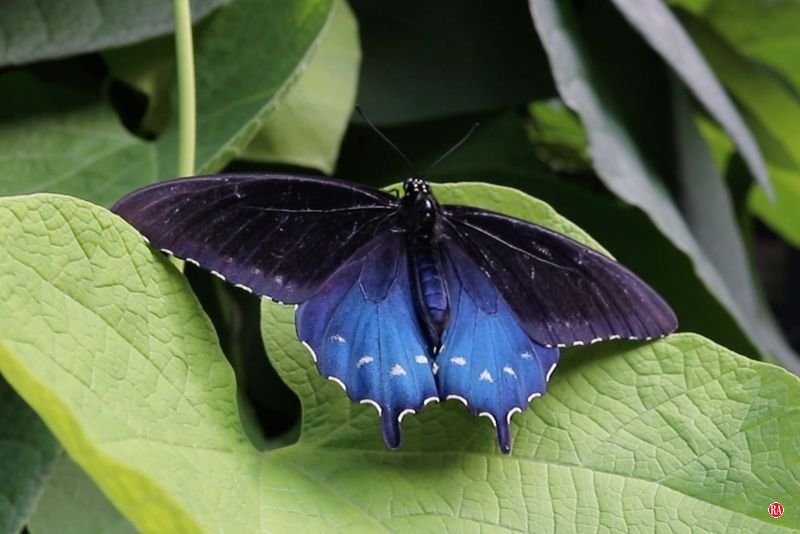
[111,174,400,303]
[295,233,438,449]
[441,206,677,348]
[436,243,559,454]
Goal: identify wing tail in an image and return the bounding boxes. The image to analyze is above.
[296,235,438,449]
[437,244,560,454]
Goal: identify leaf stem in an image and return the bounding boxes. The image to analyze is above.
[173,0,196,176]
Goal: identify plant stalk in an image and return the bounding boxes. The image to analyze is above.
[173,0,196,176]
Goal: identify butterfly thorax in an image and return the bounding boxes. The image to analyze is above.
[402,178,450,352]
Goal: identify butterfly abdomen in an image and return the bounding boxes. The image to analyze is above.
[409,241,450,351]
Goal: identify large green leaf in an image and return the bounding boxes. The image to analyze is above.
[1,190,799,531]
[239,0,360,174]
[529,0,799,374]
[0,0,337,205]
[28,455,136,534]
[0,377,61,534]
[607,0,769,194]
[0,0,226,67]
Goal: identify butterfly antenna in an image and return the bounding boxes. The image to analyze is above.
[356,105,417,176]
[423,122,480,176]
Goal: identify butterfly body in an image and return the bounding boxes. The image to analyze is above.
[401,178,452,352]
[112,173,677,454]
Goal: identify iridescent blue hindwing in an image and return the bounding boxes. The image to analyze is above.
[295,234,439,448]
[436,243,560,453]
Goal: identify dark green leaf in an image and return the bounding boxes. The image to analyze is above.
[239,0,360,174]
[0,0,339,206]
[0,377,61,534]
[609,0,770,194]
[28,455,136,534]
[0,0,226,67]
[351,0,556,124]
[529,0,799,371]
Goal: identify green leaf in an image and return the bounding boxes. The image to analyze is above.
[2,191,799,531]
[529,0,799,373]
[669,83,799,373]
[678,12,800,250]
[607,0,770,194]
[526,100,591,172]
[0,377,61,534]
[0,0,226,67]
[240,0,360,174]
[350,0,556,125]
[154,0,336,177]
[28,455,136,534]
[0,71,155,207]
[749,167,800,249]
[0,0,337,205]
[673,0,800,91]
[0,194,250,532]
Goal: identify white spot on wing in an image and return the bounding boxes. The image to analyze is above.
[327,376,347,391]
[360,398,381,415]
[301,341,317,363]
[160,248,174,256]
[506,407,522,424]
[450,356,467,366]
[423,396,439,406]
[503,366,516,377]
[432,362,440,375]
[572,340,584,347]
[590,337,603,344]
[415,355,428,364]
[210,270,226,281]
[186,257,199,266]
[479,412,497,427]
[356,356,374,368]
[546,363,557,382]
[447,394,468,406]
[520,351,533,360]
[398,408,415,422]
[330,334,346,343]
[479,369,493,383]
[609,335,621,340]
[234,283,252,293]
[527,392,542,403]
[390,364,407,377]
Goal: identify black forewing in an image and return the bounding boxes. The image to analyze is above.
[112,174,401,303]
[440,205,677,347]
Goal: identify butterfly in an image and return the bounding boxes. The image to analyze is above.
[112,174,677,453]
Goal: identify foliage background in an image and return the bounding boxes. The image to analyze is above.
[0,0,799,531]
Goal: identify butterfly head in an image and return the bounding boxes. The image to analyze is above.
[403,176,431,195]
